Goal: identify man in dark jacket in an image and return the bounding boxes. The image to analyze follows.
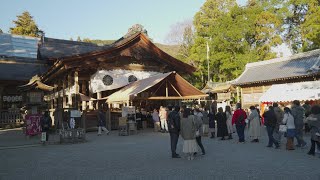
[168,106,181,158]
[273,103,284,144]
[291,100,307,148]
[263,106,280,148]
[41,111,52,141]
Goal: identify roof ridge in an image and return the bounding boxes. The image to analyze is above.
[44,37,101,47]
[246,49,320,68]
[0,33,40,40]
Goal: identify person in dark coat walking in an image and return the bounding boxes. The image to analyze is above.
[216,107,228,140]
[41,111,52,141]
[263,106,280,148]
[208,110,215,138]
[168,106,181,158]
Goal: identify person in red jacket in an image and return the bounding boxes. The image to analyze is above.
[232,103,247,143]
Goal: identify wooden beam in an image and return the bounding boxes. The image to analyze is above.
[168,81,182,97]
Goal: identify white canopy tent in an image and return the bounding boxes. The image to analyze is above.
[259,81,320,103]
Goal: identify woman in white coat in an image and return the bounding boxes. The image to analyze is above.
[247,106,261,142]
[225,106,233,139]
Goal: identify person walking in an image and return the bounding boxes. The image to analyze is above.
[168,106,181,158]
[180,108,198,160]
[208,109,216,138]
[273,103,284,145]
[152,108,160,132]
[41,111,52,142]
[194,108,206,155]
[216,107,228,140]
[232,103,247,143]
[263,106,280,148]
[159,106,168,133]
[282,107,296,150]
[247,106,261,143]
[97,107,110,136]
[291,100,307,148]
[225,106,233,139]
[306,105,320,156]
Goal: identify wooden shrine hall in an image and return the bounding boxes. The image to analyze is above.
[27,28,206,129]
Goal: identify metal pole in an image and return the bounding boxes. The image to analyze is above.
[207,41,210,82]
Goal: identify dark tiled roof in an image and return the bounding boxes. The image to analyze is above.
[0,62,48,81]
[0,33,39,59]
[235,49,320,85]
[39,37,107,59]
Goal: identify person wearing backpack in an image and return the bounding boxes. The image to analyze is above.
[168,106,181,158]
[232,103,247,143]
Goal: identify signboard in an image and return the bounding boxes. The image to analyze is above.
[70,110,81,117]
[25,114,42,136]
[2,95,22,102]
[122,106,135,117]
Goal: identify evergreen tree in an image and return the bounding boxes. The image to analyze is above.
[9,11,42,37]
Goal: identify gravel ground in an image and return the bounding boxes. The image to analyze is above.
[0,128,319,180]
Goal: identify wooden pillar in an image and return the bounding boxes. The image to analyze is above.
[236,87,240,103]
[96,92,102,109]
[240,88,243,106]
[0,86,4,109]
[88,81,93,110]
[67,73,72,107]
[74,71,79,109]
[81,82,87,111]
[62,81,67,108]
[107,103,112,131]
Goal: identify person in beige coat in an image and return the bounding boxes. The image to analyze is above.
[247,106,261,142]
[180,108,198,160]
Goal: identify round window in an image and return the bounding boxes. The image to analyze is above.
[102,75,113,86]
[128,75,138,83]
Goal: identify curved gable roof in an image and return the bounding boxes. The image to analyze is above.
[42,33,195,81]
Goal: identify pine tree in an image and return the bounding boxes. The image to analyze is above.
[9,11,42,37]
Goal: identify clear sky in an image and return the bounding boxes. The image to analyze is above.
[0,0,247,44]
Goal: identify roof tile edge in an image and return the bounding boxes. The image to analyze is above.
[246,49,320,68]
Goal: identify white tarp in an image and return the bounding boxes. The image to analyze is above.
[90,70,160,93]
[259,81,320,102]
[107,72,171,103]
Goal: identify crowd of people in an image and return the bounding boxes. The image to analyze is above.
[151,101,320,160]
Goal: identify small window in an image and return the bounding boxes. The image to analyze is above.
[128,75,138,83]
[102,75,113,86]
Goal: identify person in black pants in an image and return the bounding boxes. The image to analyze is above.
[168,106,181,158]
[263,106,280,148]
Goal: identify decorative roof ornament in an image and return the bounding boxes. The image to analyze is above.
[124,24,148,38]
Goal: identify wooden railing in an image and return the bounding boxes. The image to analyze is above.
[0,110,22,126]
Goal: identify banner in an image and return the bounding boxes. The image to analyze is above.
[25,114,42,136]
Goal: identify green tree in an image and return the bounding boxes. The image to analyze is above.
[10,11,42,37]
[0,29,3,33]
[283,0,320,52]
[301,0,320,51]
[189,0,283,87]
[77,36,82,42]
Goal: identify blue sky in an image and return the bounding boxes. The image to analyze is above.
[0,0,247,44]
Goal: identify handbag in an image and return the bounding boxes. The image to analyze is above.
[279,125,287,133]
[196,130,200,137]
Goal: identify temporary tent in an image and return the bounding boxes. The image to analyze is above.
[107,72,207,103]
[259,81,320,103]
